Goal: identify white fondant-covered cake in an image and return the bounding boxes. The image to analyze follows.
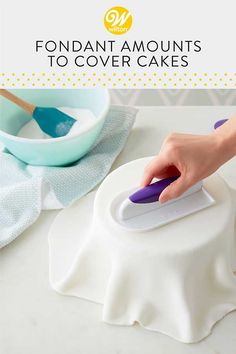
[49,157,236,343]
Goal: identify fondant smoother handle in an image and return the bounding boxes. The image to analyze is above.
[129,176,179,204]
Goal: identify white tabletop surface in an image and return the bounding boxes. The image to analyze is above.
[1,106,236,354]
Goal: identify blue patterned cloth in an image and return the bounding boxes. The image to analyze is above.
[0,106,137,248]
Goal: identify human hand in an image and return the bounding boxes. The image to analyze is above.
[141,129,234,203]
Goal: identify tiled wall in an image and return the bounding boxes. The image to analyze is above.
[110,90,236,106]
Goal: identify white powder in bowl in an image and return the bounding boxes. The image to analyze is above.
[17,107,96,139]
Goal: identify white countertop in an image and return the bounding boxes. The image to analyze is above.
[1,106,236,354]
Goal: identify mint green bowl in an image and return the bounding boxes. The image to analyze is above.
[0,89,110,166]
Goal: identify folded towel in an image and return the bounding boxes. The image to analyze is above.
[0,106,137,248]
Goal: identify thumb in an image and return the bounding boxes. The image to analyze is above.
[159,175,189,203]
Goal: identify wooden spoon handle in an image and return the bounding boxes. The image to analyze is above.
[0,89,35,115]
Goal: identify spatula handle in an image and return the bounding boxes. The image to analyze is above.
[0,89,35,115]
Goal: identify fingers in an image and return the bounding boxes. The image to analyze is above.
[141,157,167,186]
[140,171,154,187]
[159,175,189,203]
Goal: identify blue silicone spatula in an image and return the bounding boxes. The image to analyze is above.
[0,89,77,138]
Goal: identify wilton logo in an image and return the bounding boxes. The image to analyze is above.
[104,6,132,35]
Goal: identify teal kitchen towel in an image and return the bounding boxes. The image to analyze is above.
[0,106,137,248]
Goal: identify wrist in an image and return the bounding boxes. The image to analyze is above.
[211,123,236,163]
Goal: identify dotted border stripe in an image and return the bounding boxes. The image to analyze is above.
[1,72,236,88]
